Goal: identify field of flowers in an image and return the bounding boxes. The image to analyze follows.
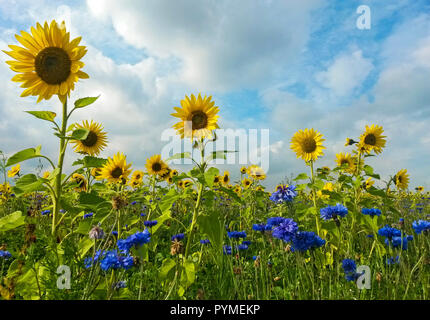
[0,20,429,300]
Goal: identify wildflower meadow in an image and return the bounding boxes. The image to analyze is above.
[0,14,429,302]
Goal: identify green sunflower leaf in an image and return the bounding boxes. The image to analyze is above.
[25,111,56,122]
[165,152,191,162]
[70,128,90,141]
[0,211,26,233]
[74,96,100,108]
[5,145,42,167]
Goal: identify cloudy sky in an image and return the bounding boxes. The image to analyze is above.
[0,0,429,190]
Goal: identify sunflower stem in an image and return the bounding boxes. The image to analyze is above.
[310,161,320,237]
[52,97,68,237]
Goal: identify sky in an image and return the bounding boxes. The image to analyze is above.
[0,0,429,190]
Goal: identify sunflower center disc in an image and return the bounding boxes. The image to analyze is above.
[191,111,208,130]
[111,167,123,179]
[82,131,98,147]
[302,138,317,153]
[35,47,71,85]
[152,163,162,172]
[364,134,376,146]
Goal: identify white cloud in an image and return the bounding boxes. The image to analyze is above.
[315,50,374,97]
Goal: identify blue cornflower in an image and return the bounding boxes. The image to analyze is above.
[144,220,158,228]
[0,250,12,260]
[171,233,185,241]
[269,185,297,204]
[272,218,298,242]
[386,256,400,265]
[342,259,357,274]
[385,235,412,250]
[252,223,271,232]
[60,209,66,213]
[83,212,94,219]
[291,231,325,252]
[242,240,251,246]
[84,250,105,268]
[320,203,348,221]
[412,220,430,234]
[140,212,146,217]
[112,231,118,237]
[41,210,51,216]
[378,225,401,239]
[361,208,382,217]
[227,231,247,239]
[223,245,232,255]
[236,244,249,251]
[200,239,211,245]
[266,217,284,227]
[117,229,151,253]
[366,234,374,238]
[131,201,137,205]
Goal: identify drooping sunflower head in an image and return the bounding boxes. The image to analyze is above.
[145,154,168,177]
[91,168,102,178]
[98,152,132,184]
[394,169,409,190]
[171,93,220,139]
[255,186,264,192]
[345,138,357,147]
[247,165,266,180]
[71,120,108,156]
[335,152,356,174]
[3,20,88,103]
[7,164,20,178]
[71,173,87,192]
[242,178,252,189]
[290,128,325,162]
[222,171,230,185]
[359,125,386,154]
[129,179,142,189]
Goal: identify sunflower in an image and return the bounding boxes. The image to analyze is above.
[233,185,242,195]
[415,186,424,192]
[359,125,386,154]
[42,171,50,179]
[240,166,247,175]
[317,166,331,175]
[394,169,409,190]
[71,173,87,192]
[71,120,108,156]
[242,178,252,189]
[166,176,174,184]
[335,152,356,174]
[177,181,184,188]
[247,165,266,180]
[170,169,178,177]
[3,20,88,103]
[291,128,325,162]
[213,175,221,185]
[160,167,172,180]
[182,180,193,188]
[222,171,230,185]
[255,186,264,192]
[317,182,333,199]
[7,164,20,178]
[145,155,168,176]
[131,170,144,182]
[98,152,132,184]
[171,93,220,139]
[364,177,374,189]
[129,179,142,189]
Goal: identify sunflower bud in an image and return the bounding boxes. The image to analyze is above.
[89,225,105,240]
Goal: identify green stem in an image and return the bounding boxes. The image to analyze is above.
[52,97,68,237]
[310,161,320,236]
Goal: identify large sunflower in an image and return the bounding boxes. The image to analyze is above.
[71,120,108,156]
[171,93,220,139]
[359,125,386,154]
[335,152,356,174]
[394,169,409,190]
[98,152,132,184]
[145,155,168,176]
[3,20,88,103]
[290,128,325,162]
